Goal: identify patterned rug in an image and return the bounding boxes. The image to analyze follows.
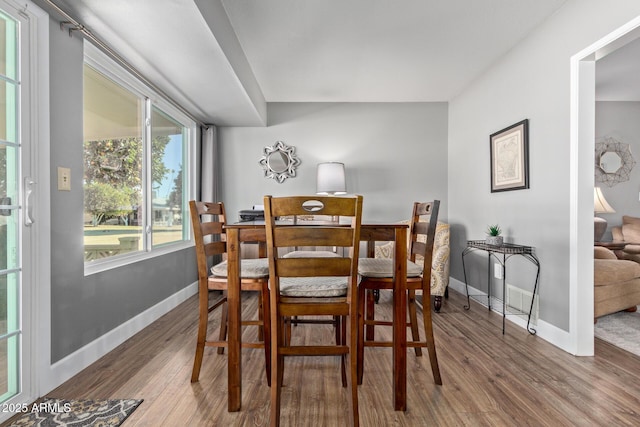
[8,398,143,427]
[594,306,640,357]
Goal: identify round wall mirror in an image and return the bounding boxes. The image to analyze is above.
[595,137,636,187]
[599,151,622,174]
[259,141,301,183]
[267,151,290,173]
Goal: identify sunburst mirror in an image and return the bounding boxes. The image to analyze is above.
[259,141,301,183]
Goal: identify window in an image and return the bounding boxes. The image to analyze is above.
[83,43,194,273]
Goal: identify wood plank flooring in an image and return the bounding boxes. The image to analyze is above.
[6,289,640,426]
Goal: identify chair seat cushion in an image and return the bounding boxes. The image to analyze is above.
[358,258,423,278]
[283,250,340,258]
[279,276,351,297]
[211,258,270,279]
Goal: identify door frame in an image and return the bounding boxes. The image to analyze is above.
[26,0,50,404]
[570,16,640,356]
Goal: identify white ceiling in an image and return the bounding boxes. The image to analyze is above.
[596,36,640,102]
[220,0,567,103]
[43,0,578,125]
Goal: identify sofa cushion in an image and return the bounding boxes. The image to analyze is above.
[594,258,640,286]
[622,244,640,254]
[622,216,640,242]
[622,224,640,243]
[594,246,617,260]
[611,226,624,242]
[616,251,640,264]
[623,215,640,226]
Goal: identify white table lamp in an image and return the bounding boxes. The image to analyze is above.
[594,187,615,242]
[316,162,346,195]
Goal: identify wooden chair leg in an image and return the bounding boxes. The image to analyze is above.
[262,286,271,387]
[190,288,210,383]
[421,293,442,385]
[339,315,347,387]
[258,293,264,341]
[284,317,292,346]
[217,294,228,355]
[365,289,376,341]
[270,314,285,427]
[357,284,366,385]
[408,290,422,357]
[347,311,359,426]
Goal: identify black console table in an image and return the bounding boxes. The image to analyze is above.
[461,240,540,335]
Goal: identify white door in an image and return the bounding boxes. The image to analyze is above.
[0,0,36,411]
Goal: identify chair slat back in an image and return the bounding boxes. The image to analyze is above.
[274,227,354,248]
[276,257,354,277]
[269,195,359,217]
[409,200,440,289]
[264,195,363,301]
[189,201,227,280]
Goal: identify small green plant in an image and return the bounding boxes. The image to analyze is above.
[486,224,502,236]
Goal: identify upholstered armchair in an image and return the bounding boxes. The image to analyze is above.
[374,221,450,311]
[594,245,640,319]
[611,215,640,263]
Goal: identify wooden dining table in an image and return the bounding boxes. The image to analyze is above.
[224,221,409,412]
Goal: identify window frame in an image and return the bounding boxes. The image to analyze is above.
[83,42,195,276]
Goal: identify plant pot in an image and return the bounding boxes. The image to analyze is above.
[485,236,503,246]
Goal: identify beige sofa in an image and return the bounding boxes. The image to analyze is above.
[374,221,450,312]
[611,215,640,262]
[594,246,640,319]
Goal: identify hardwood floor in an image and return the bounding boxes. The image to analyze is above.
[7,289,640,426]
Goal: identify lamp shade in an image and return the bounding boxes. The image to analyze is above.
[316,162,346,195]
[594,187,615,213]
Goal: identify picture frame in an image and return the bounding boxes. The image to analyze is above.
[490,119,529,192]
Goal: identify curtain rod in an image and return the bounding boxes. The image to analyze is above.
[42,0,208,129]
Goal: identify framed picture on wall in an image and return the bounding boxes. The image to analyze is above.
[490,119,529,192]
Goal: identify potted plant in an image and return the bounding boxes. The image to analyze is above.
[486,224,503,246]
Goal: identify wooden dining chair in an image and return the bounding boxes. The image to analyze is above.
[188,200,270,384]
[264,195,363,427]
[281,214,342,339]
[356,200,442,386]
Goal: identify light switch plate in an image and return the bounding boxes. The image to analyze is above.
[58,167,71,191]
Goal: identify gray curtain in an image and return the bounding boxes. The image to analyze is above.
[199,125,221,263]
[200,125,219,202]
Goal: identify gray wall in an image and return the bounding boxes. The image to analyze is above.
[49,19,197,362]
[595,101,640,239]
[219,102,448,223]
[448,0,640,332]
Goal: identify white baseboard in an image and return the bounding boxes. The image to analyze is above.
[40,282,197,394]
[448,278,573,353]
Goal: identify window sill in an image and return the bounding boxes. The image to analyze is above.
[84,241,193,276]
